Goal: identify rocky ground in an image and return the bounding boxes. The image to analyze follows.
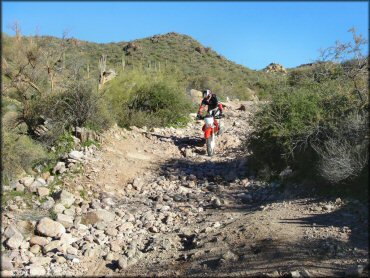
[1,100,368,277]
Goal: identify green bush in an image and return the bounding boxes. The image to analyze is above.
[247,31,368,186]
[247,87,321,178]
[54,132,75,156]
[105,69,193,128]
[247,30,369,185]
[2,131,48,181]
[248,78,368,183]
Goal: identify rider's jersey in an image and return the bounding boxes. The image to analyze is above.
[201,94,220,111]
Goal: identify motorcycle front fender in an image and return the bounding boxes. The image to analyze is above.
[204,126,213,139]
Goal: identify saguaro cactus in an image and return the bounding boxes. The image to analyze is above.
[98,54,107,89]
[122,55,126,72]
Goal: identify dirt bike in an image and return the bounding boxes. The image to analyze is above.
[197,112,224,156]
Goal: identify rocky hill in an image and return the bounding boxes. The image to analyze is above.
[2,32,280,100]
[1,100,368,277]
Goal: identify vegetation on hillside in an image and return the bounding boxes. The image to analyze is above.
[2,31,284,101]
[247,29,368,190]
[119,32,280,100]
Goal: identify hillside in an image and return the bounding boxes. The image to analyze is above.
[2,32,282,100]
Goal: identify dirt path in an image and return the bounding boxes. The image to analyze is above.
[61,100,368,277]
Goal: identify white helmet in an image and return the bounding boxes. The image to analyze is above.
[203,89,211,98]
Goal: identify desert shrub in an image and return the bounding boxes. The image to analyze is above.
[2,131,47,181]
[249,78,368,183]
[47,80,112,129]
[33,79,113,145]
[247,86,324,177]
[105,69,192,128]
[311,112,368,184]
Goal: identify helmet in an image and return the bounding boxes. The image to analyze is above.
[202,89,211,98]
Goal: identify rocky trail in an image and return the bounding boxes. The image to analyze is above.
[1,101,368,277]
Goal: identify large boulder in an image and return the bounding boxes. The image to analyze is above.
[195,46,210,54]
[43,240,63,253]
[60,233,78,246]
[53,203,66,214]
[29,256,52,266]
[15,220,34,238]
[123,42,141,53]
[103,69,117,83]
[36,217,66,238]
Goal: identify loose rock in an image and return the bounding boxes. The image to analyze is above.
[29,265,46,276]
[36,217,66,238]
[30,236,50,247]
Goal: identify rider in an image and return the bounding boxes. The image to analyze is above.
[196,89,223,134]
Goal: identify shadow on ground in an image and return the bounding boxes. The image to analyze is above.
[134,235,368,277]
[142,133,369,277]
[158,156,369,261]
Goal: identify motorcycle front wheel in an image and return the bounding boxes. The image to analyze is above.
[206,133,216,156]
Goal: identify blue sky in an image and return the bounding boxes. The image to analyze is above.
[2,1,368,70]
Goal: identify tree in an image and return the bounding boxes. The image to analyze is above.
[318,28,368,105]
[42,30,69,93]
